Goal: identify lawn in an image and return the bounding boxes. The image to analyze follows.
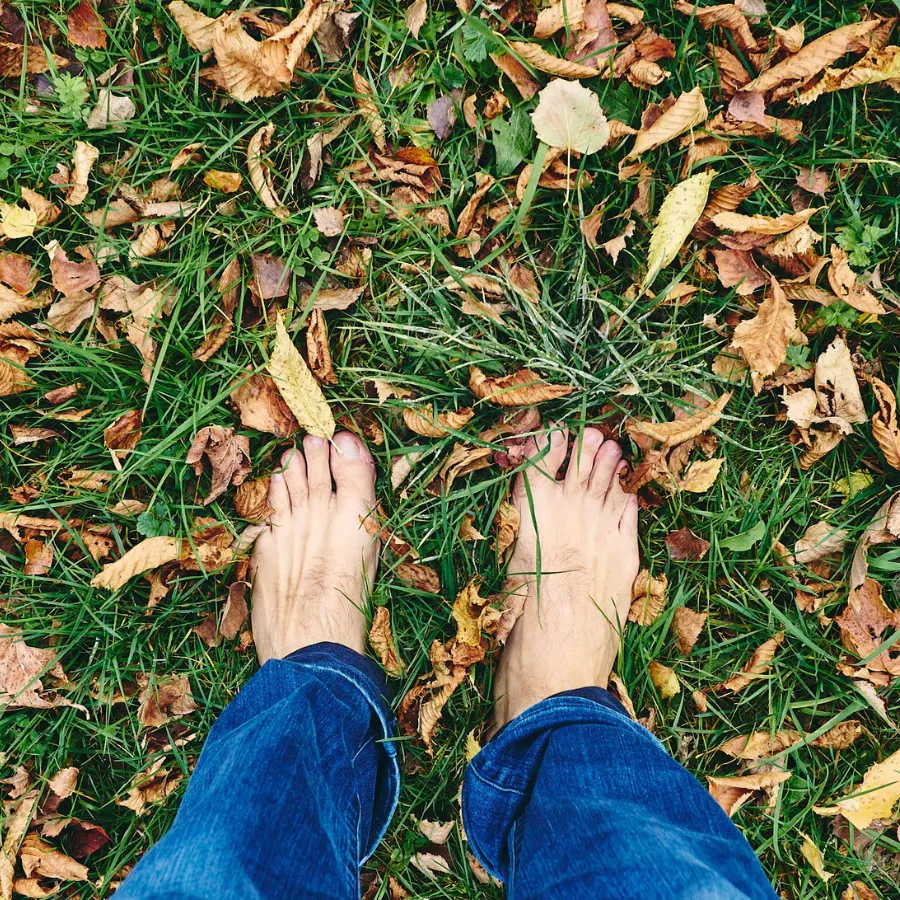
[1,0,900,897]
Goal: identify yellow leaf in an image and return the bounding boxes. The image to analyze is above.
[465,728,481,761]
[712,207,821,236]
[800,834,833,883]
[266,315,335,439]
[0,202,37,239]
[642,170,713,291]
[508,40,599,78]
[649,660,680,699]
[90,536,181,590]
[815,748,900,829]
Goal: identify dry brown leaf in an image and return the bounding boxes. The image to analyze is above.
[136,673,197,728]
[827,246,886,315]
[672,607,707,653]
[266,315,335,439]
[186,425,251,506]
[835,578,900,678]
[369,606,404,676]
[19,833,88,882]
[353,68,387,151]
[712,248,767,295]
[508,40,600,79]
[815,337,867,426]
[490,51,541,99]
[90,536,181,590]
[402,406,474,438]
[674,1,758,53]
[103,409,142,463]
[719,730,802,760]
[396,562,441,594]
[708,771,792,817]
[794,521,847,565]
[798,426,843,471]
[230,372,299,438]
[0,40,67,78]
[535,0,587,37]
[0,624,75,710]
[116,758,183,816]
[712,207,820,235]
[744,20,880,93]
[247,123,288,220]
[469,366,574,406]
[404,0,427,39]
[193,257,241,362]
[731,280,795,377]
[665,526,710,560]
[306,309,337,385]
[626,86,707,158]
[794,45,900,105]
[868,376,900,470]
[626,392,730,447]
[493,500,519,558]
[67,1,107,49]
[679,458,723,492]
[628,570,668,624]
[713,632,784,693]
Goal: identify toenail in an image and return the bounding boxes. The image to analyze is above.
[341,437,360,458]
[550,430,565,447]
[271,472,284,482]
[306,435,324,448]
[280,449,295,467]
[583,430,601,446]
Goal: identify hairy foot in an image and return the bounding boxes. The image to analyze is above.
[250,431,379,664]
[493,426,640,727]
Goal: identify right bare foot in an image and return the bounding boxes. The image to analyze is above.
[493,426,640,728]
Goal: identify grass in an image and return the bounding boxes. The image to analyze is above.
[2,0,900,896]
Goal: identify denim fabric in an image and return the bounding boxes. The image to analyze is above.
[462,694,778,900]
[118,644,777,900]
[115,643,399,900]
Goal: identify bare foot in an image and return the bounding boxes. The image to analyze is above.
[493,425,640,727]
[250,431,379,664]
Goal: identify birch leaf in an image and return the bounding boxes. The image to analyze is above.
[530,79,609,154]
[814,748,900,829]
[0,203,37,239]
[642,170,713,291]
[266,315,335,439]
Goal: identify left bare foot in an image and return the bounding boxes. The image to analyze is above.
[249,432,380,664]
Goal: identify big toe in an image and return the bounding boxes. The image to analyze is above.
[331,431,376,508]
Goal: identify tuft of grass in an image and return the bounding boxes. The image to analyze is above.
[1,0,899,897]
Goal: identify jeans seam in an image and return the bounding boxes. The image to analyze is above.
[466,763,526,796]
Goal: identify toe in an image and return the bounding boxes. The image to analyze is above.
[603,460,631,515]
[564,428,604,493]
[589,439,623,499]
[525,424,569,481]
[619,493,638,536]
[267,469,291,522]
[303,434,332,500]
[331,431,376,508]
[280,446,307,508]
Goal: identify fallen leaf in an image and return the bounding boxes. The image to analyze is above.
[86,90,136,129]
[674,1,758,53]
[234,477,274,522]
[712,207,820,236]
[796,167,830,196]
[814,748,900,829]
[67,0,106,49]
[815,337,867,426]
[66,141,100,206]
[743,20,880,94]
[679,458,723,492]
[0,252,38,294]
[719,730,802,760]
[116,758,183,816]
[794,45,900,106]
[799,834,833,883]
[530,79,609,154]
[19,833,88,882]
[266,315,335,439]
[507,40,600,79]
[0,624,74,710]
[204,169,242,192]
[103,410,142,462]
[306,309,337,385]
[90,536,181,590]
[418,819,453,845]
[842,882,879,900]
[713,632,785,693]
[369,606,404,676]
[230,372,299,438]
[404,0,427,38]
[186,425,251,506]
[794,521,847,565]
[628,570,668,625]
[136,673,197,728]
[708,771,791,817]
[642,170,713,291]
[0,202,36,239]
[827,246,886,315]
[626,86,708,158]
[247,123,288,220]
[493,500,519,557]
[469,366,574,406]
[313,206,344,237]
[672,607,707,653]
[490,51,541,99]
[396,562,441,594]
[665,525,710,560]
[402,406,474,437]
[835,578,900,678]
[649,660,680,698]
[353,68,387,151]
[731,280,796,377]
[867,376,900,470]
[535,0,587,38]
[627,392,730,447]
[712,248,767,295]
[427,94,456,141]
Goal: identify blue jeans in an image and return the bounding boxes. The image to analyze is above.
[117,643,777,899]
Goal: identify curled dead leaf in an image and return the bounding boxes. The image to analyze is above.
[469,366,574,406]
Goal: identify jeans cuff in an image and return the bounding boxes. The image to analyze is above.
[462,691,659,881]
[283,642,400,861]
